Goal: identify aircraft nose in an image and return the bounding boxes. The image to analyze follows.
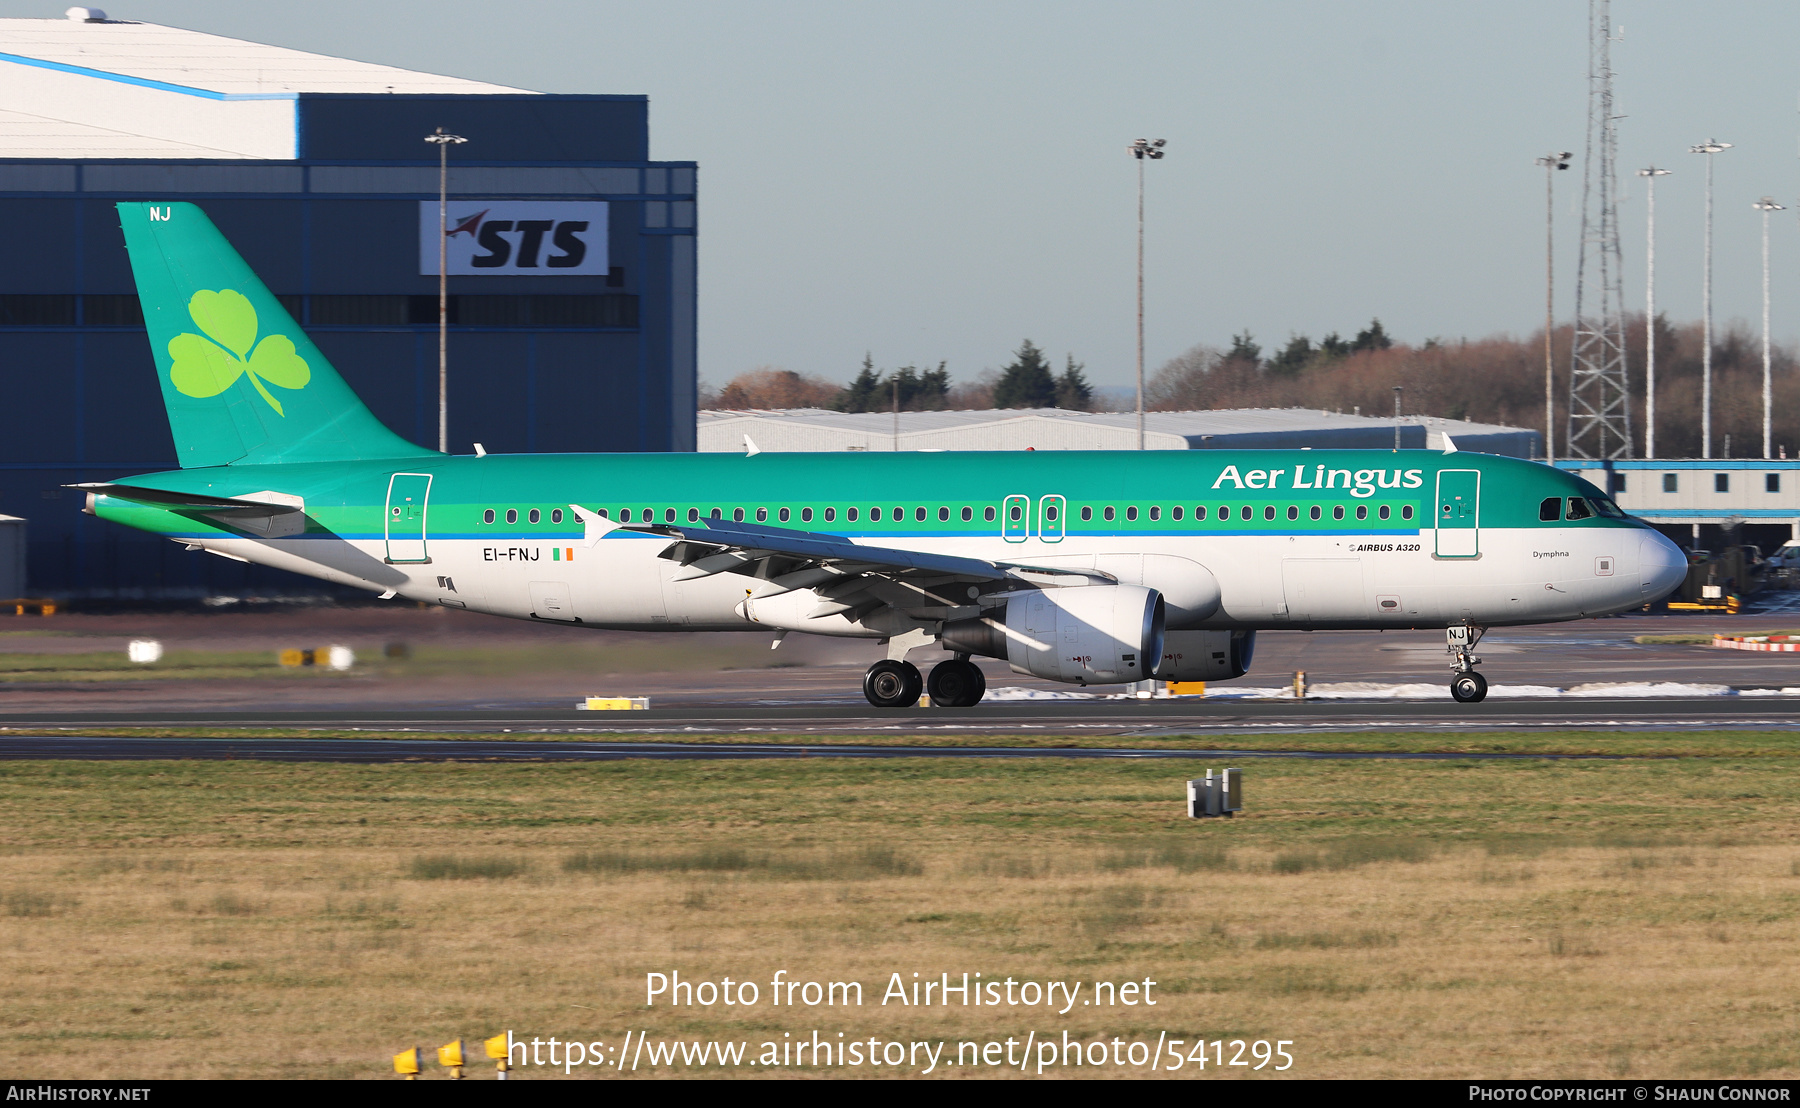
[1639,530,1688,601]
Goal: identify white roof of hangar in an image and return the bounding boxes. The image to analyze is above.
[0,18,528,95]
[0,17,533,160]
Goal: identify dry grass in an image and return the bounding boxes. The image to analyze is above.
[1,756,1799,1079]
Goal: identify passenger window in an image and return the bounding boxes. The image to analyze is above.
[1379,505,1391,520]
[1172,506,1183,520]
[709,508,722,519]
[733,507,744,522]
[1126,506,1138,521]
[1663,473,1678,493]
[483,509,495,524]
[1009,504,1022,522]
[1104,506,1115,521]
[1333,505,1345,521]
[824,507,835,522]
[1194,506,1207,521]
[1287,505,1298,521]
[552,508,564,524]
[617,508,631,522]
[1401,505,1414,521]
[664,508,676,523]
[1263,505,1275,521]
[756,507,768,522]
[915,507,926,522]
[1044,505,1058,522]
[962,506,973,522]
[1080,506,1092,521]
[641,508,651,522]
[870,507,882,521]
[939,507,950,522]
[505,509,517,524]
[985,506,997,522]
[1355,505,1367,521]
[779,507,790,522]
[528,508,540,524]
[846,507,857,522]
[1240,505,1252,521]
[1310,505,1321,521]
[894,506,904,520]
[1148,506,1159,521]
[801,507,813,522]
[1539,497,1562,521]
[688,508,700,522]
[1566,497,1592,521]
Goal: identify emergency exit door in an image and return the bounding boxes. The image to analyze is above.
[1434,469,1479,558]
[385,473,432,563]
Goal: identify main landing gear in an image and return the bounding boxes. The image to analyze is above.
[862,656,987,708]
[1447,623,1488,703]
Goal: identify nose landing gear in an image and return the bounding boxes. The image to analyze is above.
[1447,623,1488,703]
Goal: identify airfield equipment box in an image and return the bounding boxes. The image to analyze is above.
[1188,769,1242,819]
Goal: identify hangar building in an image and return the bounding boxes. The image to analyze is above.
[0,13,696,595]
[699,408,1542,457]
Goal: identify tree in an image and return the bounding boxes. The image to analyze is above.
[1265,334,1314,377]
[1225,331,1262,367]
[1352,318,1393,353]
[833,354,885,412]
[711,367,844,409]
[1318,332,1350,360]
[992,339,1057,408]
[1054,355,1092,411]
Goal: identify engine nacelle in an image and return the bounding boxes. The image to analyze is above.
[1154,629,1256,682]
[942,585,1165,685]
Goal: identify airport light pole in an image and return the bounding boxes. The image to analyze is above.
[1690,139,1731,459]
[1755,196,1784,459]
[1128,138,1166,451]
[1536,151,1572,465]
[1393,386,1403,450]
[1638,167,1671,458]
[425,127,468,454]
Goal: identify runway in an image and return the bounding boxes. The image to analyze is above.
[1,694,1796,742]
[0,734,1638,763]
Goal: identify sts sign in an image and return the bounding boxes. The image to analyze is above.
[417,201,609,276]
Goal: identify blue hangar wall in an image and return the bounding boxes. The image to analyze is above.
[0,94,697,595]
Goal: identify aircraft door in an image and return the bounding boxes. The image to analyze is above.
[1002,494,1029,543]
[1434,470,1480,558]
[1038,495,1065,542]
[384,473,432,564]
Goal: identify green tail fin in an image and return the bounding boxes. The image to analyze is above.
[117,201,436,468]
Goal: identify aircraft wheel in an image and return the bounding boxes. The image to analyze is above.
[927,659,986,707]
[864,660,923,708]
[1449,670,1488,704]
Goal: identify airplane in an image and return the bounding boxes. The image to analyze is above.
[77,202,1691,707]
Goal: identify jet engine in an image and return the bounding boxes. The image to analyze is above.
[941,585,1165,684]
[1153,629,1256,681]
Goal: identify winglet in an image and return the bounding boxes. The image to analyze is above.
[569,504,618,547]
[744,434,761,457]
[1441,434,1458,454]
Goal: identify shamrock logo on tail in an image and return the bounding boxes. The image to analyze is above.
[167,289,310,416]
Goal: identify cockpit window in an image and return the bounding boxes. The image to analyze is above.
[1539,497,1562,522]
[1592,498,1626,518]
[1565,497,1593,521]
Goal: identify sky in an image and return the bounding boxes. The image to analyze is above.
[11,0,1800,390]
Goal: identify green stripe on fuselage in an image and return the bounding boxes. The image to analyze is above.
[94,449,1640,545]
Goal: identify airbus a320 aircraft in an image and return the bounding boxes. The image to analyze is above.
[80,203,1689,706]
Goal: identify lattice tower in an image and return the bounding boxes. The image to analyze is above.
[1566,0,1634,460]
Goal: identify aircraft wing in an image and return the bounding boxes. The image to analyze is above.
[568,506,1108,624]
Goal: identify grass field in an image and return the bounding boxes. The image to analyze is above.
[3,750,1799,1079]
